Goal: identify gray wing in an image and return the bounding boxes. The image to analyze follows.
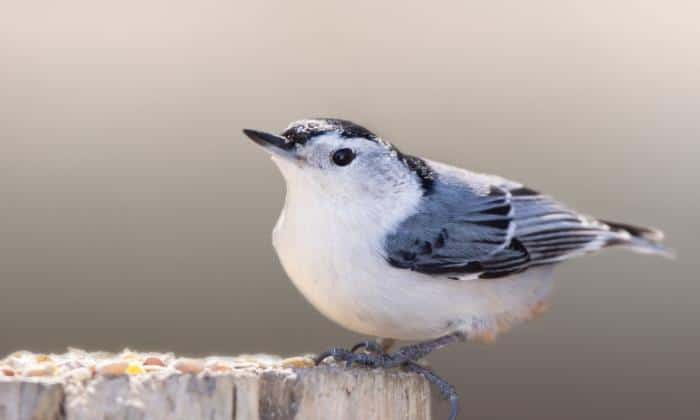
[385,182,527,279]
[384,162,667,279]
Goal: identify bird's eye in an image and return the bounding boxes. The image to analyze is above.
[331,148,356,166]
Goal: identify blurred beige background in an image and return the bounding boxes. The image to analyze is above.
[1,1,698,419]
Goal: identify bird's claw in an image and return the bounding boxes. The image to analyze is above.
[314,347,351,366]
[314,346,388,368]
[315,343,415,369]
[316,339,387,367]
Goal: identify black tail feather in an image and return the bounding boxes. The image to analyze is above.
[599,219,673,257]
[600,220,665,241]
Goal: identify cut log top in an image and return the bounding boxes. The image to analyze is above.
[0,349,431,420]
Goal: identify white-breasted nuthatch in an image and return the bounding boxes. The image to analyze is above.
[243,118,672,419]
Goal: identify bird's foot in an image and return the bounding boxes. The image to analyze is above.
[315,345,408,369]
[314,338,391,367]
[313,346,392,368]
[316,332,465,369]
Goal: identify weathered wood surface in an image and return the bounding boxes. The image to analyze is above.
[0,351,431,420]
[0,379,64,420]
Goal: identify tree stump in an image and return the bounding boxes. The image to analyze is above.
[0,350,431,420]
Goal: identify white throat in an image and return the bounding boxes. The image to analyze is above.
[271,156,424,242]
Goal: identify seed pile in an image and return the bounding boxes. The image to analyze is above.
[0,349,316,380]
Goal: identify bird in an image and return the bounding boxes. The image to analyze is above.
[242,118,672,420]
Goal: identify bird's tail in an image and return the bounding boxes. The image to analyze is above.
[600,220,675,258]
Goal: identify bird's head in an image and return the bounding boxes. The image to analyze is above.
[243,119,435,211]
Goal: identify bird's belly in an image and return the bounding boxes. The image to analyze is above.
[273,223,555,341]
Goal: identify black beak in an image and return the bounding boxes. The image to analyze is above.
[242,129,295,151]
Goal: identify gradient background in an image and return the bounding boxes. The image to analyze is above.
[1,1,698,419]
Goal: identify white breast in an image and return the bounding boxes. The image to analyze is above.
[271,166,555,341]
